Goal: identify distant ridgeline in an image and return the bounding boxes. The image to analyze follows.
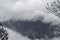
[2,19,60,40]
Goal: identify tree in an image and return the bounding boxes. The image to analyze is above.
[46,0,60,17]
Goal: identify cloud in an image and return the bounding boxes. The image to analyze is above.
[0,0,60,25]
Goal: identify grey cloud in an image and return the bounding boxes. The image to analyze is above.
[0,0,59,25]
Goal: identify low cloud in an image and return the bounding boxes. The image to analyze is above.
[0,0,59,25]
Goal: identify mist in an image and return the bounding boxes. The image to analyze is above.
[4,27,30,40]
[0,0,59,26]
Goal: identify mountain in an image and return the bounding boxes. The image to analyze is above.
[2,19,60,39]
